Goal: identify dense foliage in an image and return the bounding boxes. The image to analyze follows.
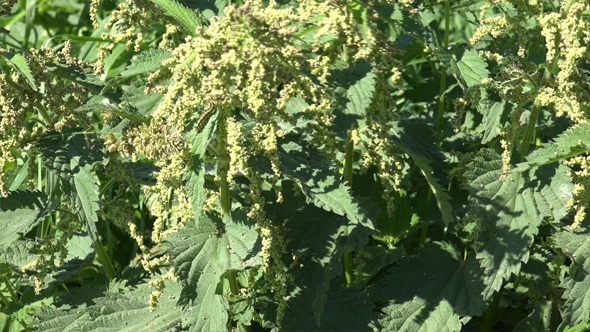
[2,0,590,331]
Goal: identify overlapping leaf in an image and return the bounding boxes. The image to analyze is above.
[36,128,104,240]
[285,205,374,326]
[119,49,172,78]
[513,299,553,332]
[164,210,259,331]
[513,123,590,173]
[0,51,37,91]
[275,138,374,234]
[450,49,489,89]
[329,59,376,136]
[33,280,182,332]
[554,229,590,326]
[477,90,505,144]
[44,62,120,101]
[374,242,486,332]
[0,190,56,248]
[464,149,572,299]
[281,284,378,331]
[150,0,203,34]
[184,111,218,221]
[390,121,453,226]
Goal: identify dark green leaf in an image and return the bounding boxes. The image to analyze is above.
[0,190,55,248]
[374,242,486,332]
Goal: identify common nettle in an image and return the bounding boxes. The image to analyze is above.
[2,0,590,331]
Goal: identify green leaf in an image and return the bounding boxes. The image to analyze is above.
[44,62,121,102]
[37,128,103,241]
[119,49,172,78]
[513,299,553,332]
[0,190,56,249]
[70,168,101,239]
[329,59,376,136]
[275,138,374,233]
[267,138,374,324]
[374,242,486,332]
[33,308,89,332]
[164,210,260,332]
[450,49,489,89]
[281,285,378,331]
[24,0,36,48]
[285,205,374,326]
[554,229,590,326]
[477,91,505,144]
[0,239,37,269]
[464,150,572,299]
[513,123,590,173]
[33,279,182,332]
[184,111,218,221]
[390,121,453,227]
[0,51,37,91]
[149,0,203,35]
[36,128,104,178]
[75,101,150,124]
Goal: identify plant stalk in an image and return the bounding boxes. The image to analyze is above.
[518,37,560,158]
[436,0,451,139]
[94,239,116,280]
[0,290,10,306]
[480,293,499,332]
[218,121,244,332]
[1,276,19,304]
[343,127,355,287]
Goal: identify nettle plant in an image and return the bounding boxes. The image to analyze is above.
[2,0,590,331]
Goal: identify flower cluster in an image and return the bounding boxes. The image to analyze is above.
[0,44,91,195]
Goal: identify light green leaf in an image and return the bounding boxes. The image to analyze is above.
[451,49,489,89]
[345,69,376,118]
[71,169,100,240]
[44,62,120,101]
[0,190,55,249]
[34,279,182,332]
[164,210,260,332]
[0,239,37,268]
[477,92,504,144]
[374,243,486,332]
[184,111,218,221]
[464,150,571,299]
[513,123,590,173]
[119,49,172,78]
[75,101,149,124]
[554,229,590,326]
[33,308,89,332]
[150,0,203,35]
[0,51,37,91]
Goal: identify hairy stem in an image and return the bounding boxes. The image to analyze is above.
[436,0,450,139]
[218,117,243,331]
[0,290,10,306]
[94,239,116,280]
[1,275,19,304]
[519,42,560,158]
[343,127,355,286]
[480,293,499,332]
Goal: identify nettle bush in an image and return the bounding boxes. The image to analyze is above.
[2,0,590,331]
